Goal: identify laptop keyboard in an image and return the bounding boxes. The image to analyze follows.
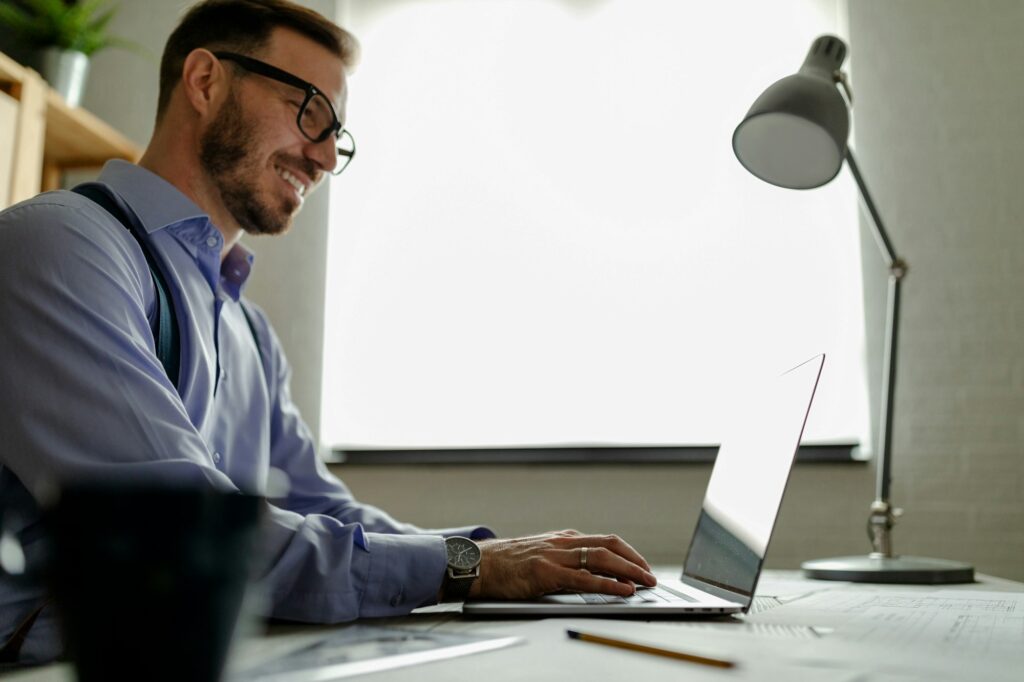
[582,585,699,605]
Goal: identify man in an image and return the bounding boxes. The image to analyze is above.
[0,0,655,663]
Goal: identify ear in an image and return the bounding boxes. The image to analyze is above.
[180,48,229,118]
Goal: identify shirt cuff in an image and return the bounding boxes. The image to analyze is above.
[419,525,497,541]
[358,532,448,618]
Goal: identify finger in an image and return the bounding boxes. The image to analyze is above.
[559,567,635,597]
[559,534,653,574]
[601,535,652,572]
[581,546,657,587]
[574,534,653,573]
[551,547,655,588]
[615,577,637,592]
[552,547,587,570]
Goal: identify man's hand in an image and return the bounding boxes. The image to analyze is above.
[466,530,656,600]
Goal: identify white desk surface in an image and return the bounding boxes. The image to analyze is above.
[8,569,1024,681]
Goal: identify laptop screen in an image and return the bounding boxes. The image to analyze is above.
[682,355,823,598]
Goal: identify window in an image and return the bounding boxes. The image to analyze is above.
[322,0,869,453]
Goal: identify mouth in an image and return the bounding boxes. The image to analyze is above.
[274,164,310,201]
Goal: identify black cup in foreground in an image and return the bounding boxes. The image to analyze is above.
[47,485,262,682]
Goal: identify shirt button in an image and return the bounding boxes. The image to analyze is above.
[389,593,403,607]
[213,452,222,464]
[206,236,219,248]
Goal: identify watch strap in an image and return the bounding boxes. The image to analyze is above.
[442,566,479,602]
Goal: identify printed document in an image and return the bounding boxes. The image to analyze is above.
[743,588,1024,680]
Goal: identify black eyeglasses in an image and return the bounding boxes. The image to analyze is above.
[213,51,355,176]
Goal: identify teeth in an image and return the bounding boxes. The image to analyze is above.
[276,167,306,197]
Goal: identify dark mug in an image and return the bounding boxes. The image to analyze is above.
[0,479,51,666]
[46,484,263,682]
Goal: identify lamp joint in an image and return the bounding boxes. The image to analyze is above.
[867,500,900,557]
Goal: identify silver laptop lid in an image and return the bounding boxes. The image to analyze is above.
[681,354,824,606]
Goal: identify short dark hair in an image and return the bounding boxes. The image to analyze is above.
[156,0,359,121]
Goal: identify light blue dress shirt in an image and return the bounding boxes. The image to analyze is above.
[0,161,492,663]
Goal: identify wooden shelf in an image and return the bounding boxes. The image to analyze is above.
[43,90,140,168]
[0,50,25,83]
[0,49,142,207]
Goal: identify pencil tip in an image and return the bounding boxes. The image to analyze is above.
[566,630,580,639]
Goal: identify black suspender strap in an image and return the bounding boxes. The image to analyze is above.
[72,184,181,387]
[71,184,266,388]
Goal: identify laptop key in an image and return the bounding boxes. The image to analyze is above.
[580,593,607,604]
[653,585,698,603]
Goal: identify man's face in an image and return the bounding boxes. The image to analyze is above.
[199,28,348,236]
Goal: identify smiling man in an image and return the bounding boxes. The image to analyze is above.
[0,0,654,664]
[146,6,350,240]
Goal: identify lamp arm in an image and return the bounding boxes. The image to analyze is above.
[845,150,904,273]
[844,148,907,556]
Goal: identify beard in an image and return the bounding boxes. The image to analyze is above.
[199,88,298,236]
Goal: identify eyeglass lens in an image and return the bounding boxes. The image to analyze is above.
[300,92,336,142]
[332,131,355,175]
[300,93,355,174]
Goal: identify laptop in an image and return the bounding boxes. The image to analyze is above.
[463,354,825,616]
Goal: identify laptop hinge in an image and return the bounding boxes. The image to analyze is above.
[679,574,752,609]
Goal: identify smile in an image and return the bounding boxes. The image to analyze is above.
[275,165,308,198]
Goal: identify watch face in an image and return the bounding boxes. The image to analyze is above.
[446,536,481,570]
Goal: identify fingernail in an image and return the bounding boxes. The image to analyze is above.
[645,572,657,585]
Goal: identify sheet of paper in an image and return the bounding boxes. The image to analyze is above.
[753,574,843,601]
[546,619,881,682]
[832,591,1024,657]
[448,618,864,682]
[228,625,521,681]
[745,587,1024,627]
[742,588,1024,680]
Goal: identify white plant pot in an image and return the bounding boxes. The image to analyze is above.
[38,48,90,107]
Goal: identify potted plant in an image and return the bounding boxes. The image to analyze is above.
[0,0,130,107]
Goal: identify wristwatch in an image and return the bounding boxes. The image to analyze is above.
[441,536,482,602]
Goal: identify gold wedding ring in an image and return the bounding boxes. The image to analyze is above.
[579,546,589,570]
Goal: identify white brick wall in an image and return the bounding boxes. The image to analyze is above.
[849,0,1024,579]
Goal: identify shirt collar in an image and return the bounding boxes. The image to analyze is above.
[97,159,208,234]
[96,160,257,302]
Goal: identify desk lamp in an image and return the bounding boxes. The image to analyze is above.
[731,35,973,583]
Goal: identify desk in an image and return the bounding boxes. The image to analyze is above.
[8,570,1024,681]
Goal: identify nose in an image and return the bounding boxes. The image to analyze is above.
[305,135,339,175]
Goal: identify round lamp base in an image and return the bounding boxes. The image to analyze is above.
[801,555,974,584]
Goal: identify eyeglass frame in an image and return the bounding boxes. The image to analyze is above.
[212,51,355,175]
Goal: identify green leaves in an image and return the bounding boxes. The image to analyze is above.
[0,0,126,56]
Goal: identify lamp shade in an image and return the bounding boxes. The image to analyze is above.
[733,35,850,189]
